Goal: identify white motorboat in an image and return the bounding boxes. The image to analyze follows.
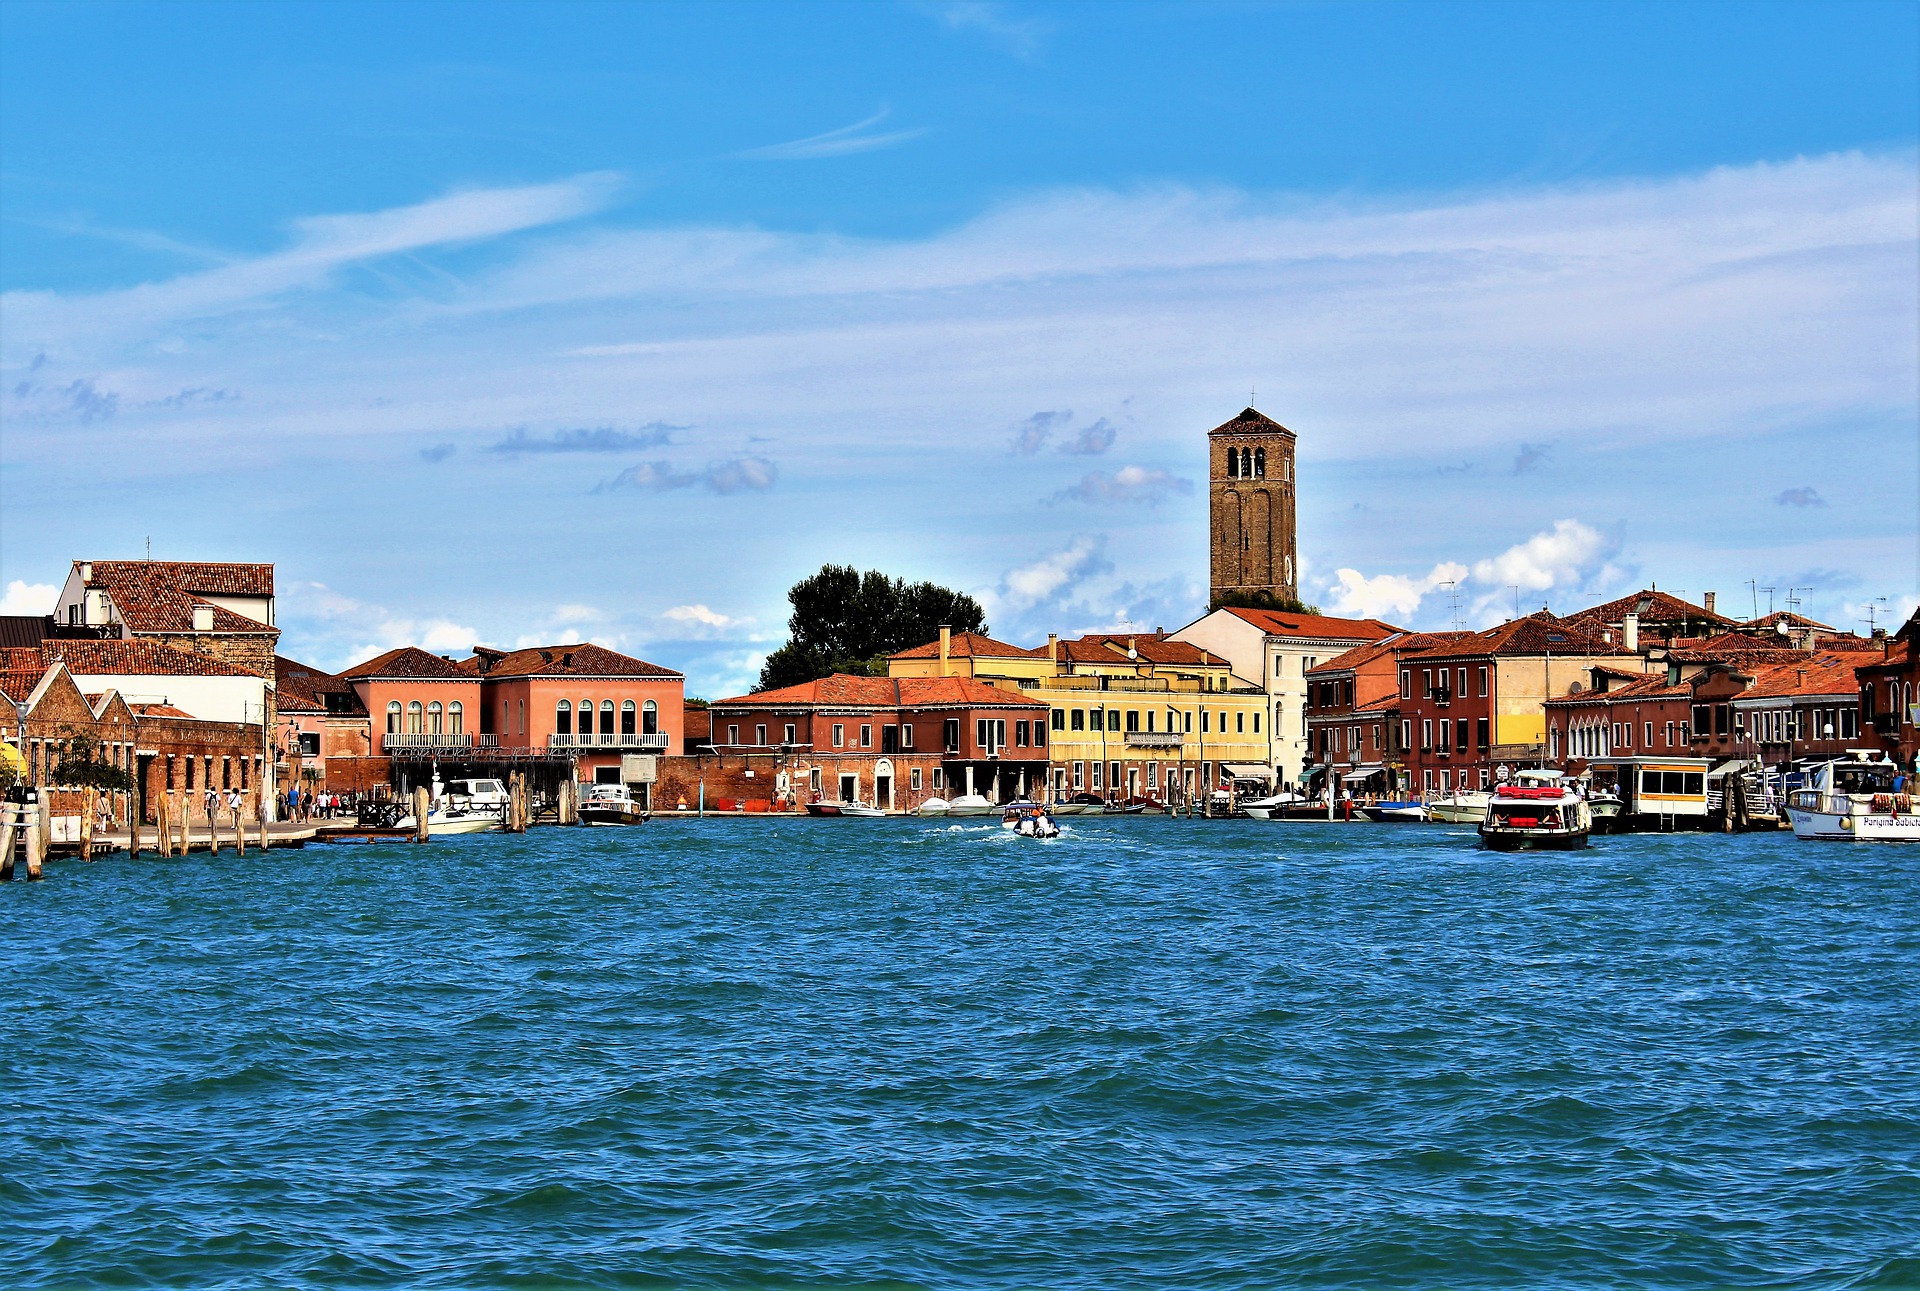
[1428,791,1491,824]
[1786,752,1919,842]
[1003,808,1061,838]
[578,782,646,825]
[1046,800,1090,816]
[1240,791,1308,820]
[1364,801,1429,823]
[916,797,950,817]
[1478,785,1592,851]
[806,800,885,818]
[393,806,499,836]
[945,794,995,817]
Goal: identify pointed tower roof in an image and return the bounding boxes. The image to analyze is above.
[1208,407,1296,437]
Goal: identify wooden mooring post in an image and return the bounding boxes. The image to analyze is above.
[175,792,190,856]
[0,800,22,881]
[256,788,269,852]
[413,786,431,843]
[80,800,94,861]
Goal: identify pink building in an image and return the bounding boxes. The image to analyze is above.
[466,642,684,784]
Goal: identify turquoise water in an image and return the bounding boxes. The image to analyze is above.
[3,818,1917,1289]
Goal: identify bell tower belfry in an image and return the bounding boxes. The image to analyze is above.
[1208,406,1298,605]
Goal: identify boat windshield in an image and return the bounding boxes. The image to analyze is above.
[1832,764,1896,795]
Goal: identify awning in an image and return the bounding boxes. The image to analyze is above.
[1707,759,1759,780]
[1341,764,1385,781]
[1302,765,1328,785]
[1222,763,1272,780]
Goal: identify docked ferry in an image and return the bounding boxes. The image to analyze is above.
[1785,753,1918,842]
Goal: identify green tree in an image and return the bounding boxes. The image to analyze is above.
[1208,589,1322,616]
[42,727,135,793]
[757,565,987,691]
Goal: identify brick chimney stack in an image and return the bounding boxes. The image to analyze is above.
[1703,591,1717,615]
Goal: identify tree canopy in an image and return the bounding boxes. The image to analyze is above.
[756,565,987,691]
[1208,590,1322,616]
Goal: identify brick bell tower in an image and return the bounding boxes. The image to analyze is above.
[1209,407,1298,605]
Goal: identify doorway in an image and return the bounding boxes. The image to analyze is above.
[594,766,620,785]
[839,772,858,803]
[874,759,894,812]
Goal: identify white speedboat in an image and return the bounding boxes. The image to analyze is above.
[1786,753,1919,842]
[916,797,950,817]
[1047,800,1090,816]
[578,783,646,825]
[1428,791,1491,824]
[1364,801,1428,823]
[945,794,995,817]
[1003,807,1060,838]
[1478,785,1592,851]
[394,806,499,835]
[1240,791,1308,820]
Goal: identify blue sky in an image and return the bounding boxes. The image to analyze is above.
[2,0,1916,693]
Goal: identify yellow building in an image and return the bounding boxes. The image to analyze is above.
[888,629,1271,804]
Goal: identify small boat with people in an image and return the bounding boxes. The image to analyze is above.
[1002,805,1061,838]
[1478,783,1592,851]
[577,782,647,825]
[1786,752,1918,842]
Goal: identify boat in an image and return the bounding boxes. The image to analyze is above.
[945,794,995,817]
[392,806,499,836]
[1046,800,1090,816]
[1240,790,1308,820]
[1786,752,1919,842]
[916,797,950,817]
[1586,789,1626,833]
[806,800,885,817]
[577,782,646,825]
[1052,792,1106,816]
[1478,784,1592,851]
[1428,791,1491,824]
[1003,807,1061,838]
[1363,800,1428,823]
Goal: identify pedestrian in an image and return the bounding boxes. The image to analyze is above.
[226,786,244,830]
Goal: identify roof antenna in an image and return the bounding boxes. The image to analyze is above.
[145,536,151,561]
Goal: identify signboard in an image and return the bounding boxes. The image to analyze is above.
[621,754,657,783]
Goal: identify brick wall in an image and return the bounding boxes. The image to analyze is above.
[653,751,951,813]
[140,716,268,821]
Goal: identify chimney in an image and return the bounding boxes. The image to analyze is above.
[1127,635,1138,660]
[938,625,951,677]
[79,562,92,581]
[1047,633,1058,667]
[1703,591,1716,615]
[1623,613,1639,653]
[191,604,215,632]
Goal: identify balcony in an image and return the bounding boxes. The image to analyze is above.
[383,733,493,749]
[1872,713,1898,736]
[1124,731,1184,748]
[1431,687,1453,708]
[548,732,670,751]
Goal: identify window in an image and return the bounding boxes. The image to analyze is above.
[1254,447,1266,478]
[1202,710,1210,733]
[831,724,844,748]
[785,723,797,744]
[1090,708,1105,732]
[428,701,443,734]
[623,701,637,736]
[1227,447,1239,478]
[579,701,594,736]
[1423,769,1435,791]
[1073,761,1085,789]
[1423,669,1433,697]
[1092,762,1103,790]
[1400,669,1411,699]
[811,768,822,793]
[1071,708,1085,731]
[1236,712,1245,734]
[860,724,872,748]
[901,723,913,749]
[1480,769,1491,789]
[387,701,402,733]
[1439,770,1450,790]
[755,724,767,746]
[944,719,960,752]
[1457,668,1468,697]
[932,768,944,789]
[1421,719,1433,750]
[1034,724,1045,748]
[1478,666,1489,697]
[448,701,463,735]
[1015,721,1030,747]
[602,700,615,733]
[1052,708,1065,731]
[910,768,922,791]
[1126,710,1140,732]
[1147,762,1159,788]
[728,724,740,745]
[1146,711,1155,733]
[1644,722,1654,747]
[1550,727,1560,759]
[1475,717,1489,749]
[642,700,659,735]
[518,700,525,734]
[1840,709,1858,739]
[406,701,423,734]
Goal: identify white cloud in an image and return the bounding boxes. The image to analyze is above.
[1472,519,1616,594]
[1052,465,1189,505]
[0,579,58,614]
[663,604,738,629]
[736,108,926,161]
[995,536,1109,607]
[1325,562,1469,622]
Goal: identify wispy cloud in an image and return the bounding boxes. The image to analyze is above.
[1052,465,1190,506]
[597,456,778,494]
[491,424,678,454]
[1772,486,1827,507]
[1512,442,1553,474]
[1009,408,1071,454]
[419,443,457,463]
[736,108,927,161]
[927,2,1049,59]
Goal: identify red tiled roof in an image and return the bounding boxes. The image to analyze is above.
[468,642,681,679]
[716,673,1048,709]
[0,669,45,704]
[1738,653,1867,699]
[1306,631,1470,675]
[1741,610,1835,631]
[1222,607,1402,641]
[340,646,473,680]
[1355,694,1400,713]
[130,703,195,718]
[1060,633,1226,667]
[1567,588,1734,629]
[1417,610,1618,660]
[1545,673,1689,706]
[16,639,260,678]
[1208,406,1296,438]
[889,632,1040,661]
[82,561,278,635]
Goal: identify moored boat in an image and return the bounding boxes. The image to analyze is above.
[945,794,995,817]
[1363,801,1427,823]
[916,797,950,817]
[1428,791,1491,824]
[1786,752,1919,842]
[806,800,885,817]
[393,806,499,836]
[578,783,646,825]
[1478,785,1591,851]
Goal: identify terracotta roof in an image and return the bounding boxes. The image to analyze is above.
[0,669,45,704]
[1567,588,1734,630]
[14,639,260,678]
[130,703,196,718]
[1306,631,1471,676]
[1222,607,1402,641]
[1060,633,1227,668]
[1419,610,1618,660]
[890,631,1039,661]
[716,673,1048,709]
[1355,694,1400,714]
[81,561,278,635]
[1741,610,1835,631]
[1545,673,1690,706]
[1737,653,1868,700]
[275,689,326,713]
[468,642,682,679]
[1856,640,1912,673]
[340,646,473,680]
[1810,633,1882,653]
[1208,406,1296,438]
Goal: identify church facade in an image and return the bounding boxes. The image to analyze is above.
[1208,407,1298,605]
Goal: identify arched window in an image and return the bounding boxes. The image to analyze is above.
[406,701,423,734]
[427,701,443,734]
[578,700,593,736]
[601,700,615,734]
[386,701,402,733]
[621,700,636,736]
[643,699,659,734]
[556,700,572,735]
[1241,448,1252,476]
[1226,447,1239,478]
[448,701,463,735]
[1254,447,1265,478]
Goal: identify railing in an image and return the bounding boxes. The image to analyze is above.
[1432,687,1452,707]
[383,733,483,748]
[1124,731,1183,748]
[548,732,670,750]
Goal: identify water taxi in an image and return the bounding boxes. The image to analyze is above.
[578,782,647,826]
[1478,784,1592,851]
[1786,752,1919,842]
